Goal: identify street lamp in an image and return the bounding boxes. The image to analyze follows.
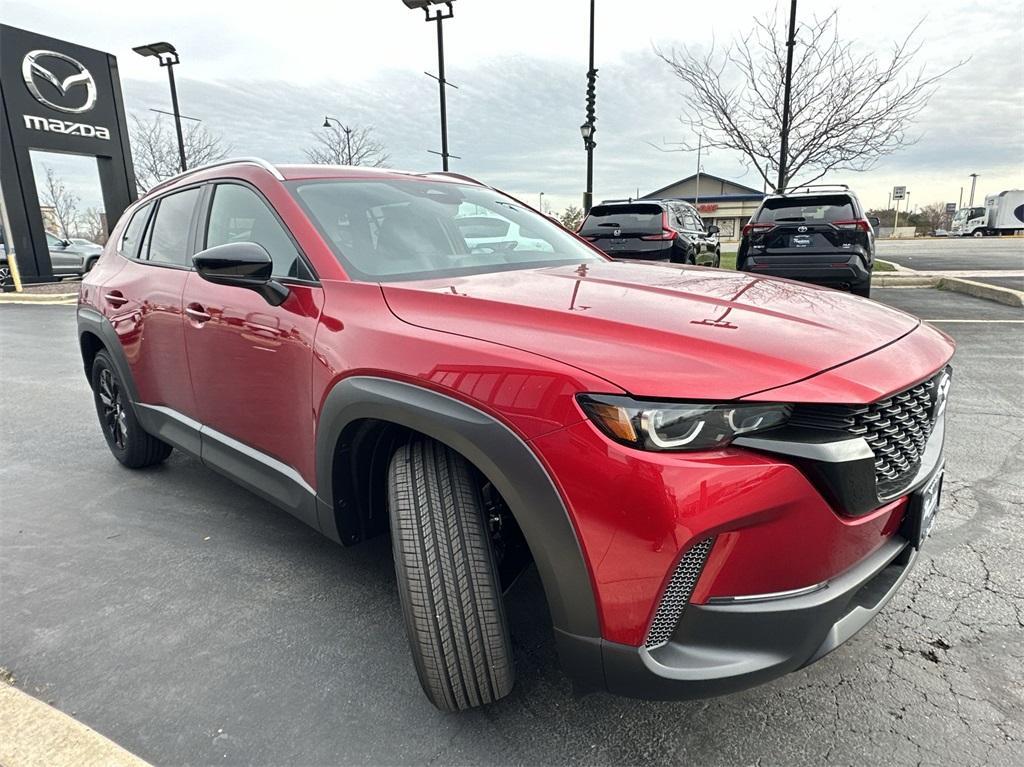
[402,0,457,171]
[968,173,979,207]
[133,41,187,172]
[581,0,597,213]
[580,122,595,213]
[323,116,353,165]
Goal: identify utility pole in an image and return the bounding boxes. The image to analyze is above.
[694,134,702,207]
[538,192,544,213]
[776,0,798,192]
[407,1,459,170]
[958,186,963,210]
[968,173,979,207]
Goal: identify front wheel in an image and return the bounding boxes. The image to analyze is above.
[388,437,515,712]
[91,350,172,468]
[972,229,986,238]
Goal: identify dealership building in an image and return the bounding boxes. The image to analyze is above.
[643,173,765,241]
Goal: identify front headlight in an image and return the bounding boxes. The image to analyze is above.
[577,394,791,452]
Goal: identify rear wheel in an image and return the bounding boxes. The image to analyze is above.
[387,437,515,712]
[852,282,871,298]
[91,350,172,468]
[0,266,10,290]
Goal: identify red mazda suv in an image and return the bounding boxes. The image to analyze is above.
[78,159,954,712]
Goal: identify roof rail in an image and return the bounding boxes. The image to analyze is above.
[780,183,851,195]
[146,157,284,195]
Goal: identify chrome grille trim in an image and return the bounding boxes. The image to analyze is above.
[644,537,715,649]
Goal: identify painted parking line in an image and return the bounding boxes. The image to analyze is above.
[923,319,1024,323]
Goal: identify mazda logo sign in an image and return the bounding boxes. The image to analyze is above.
[22,49,97,114]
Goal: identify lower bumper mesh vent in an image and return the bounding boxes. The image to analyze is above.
[645,537,716,649]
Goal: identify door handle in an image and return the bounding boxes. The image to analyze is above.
[185,303,212,324]
[104,291,129,307]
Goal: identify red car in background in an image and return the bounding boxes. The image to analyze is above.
[78,159,953,711]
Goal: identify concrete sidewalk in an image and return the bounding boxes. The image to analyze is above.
[0,680,150,767]
[874,260,1024,307]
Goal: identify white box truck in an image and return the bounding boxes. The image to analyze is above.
[950,190,1024,236]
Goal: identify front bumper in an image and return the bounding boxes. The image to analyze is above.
[558,533,917,699]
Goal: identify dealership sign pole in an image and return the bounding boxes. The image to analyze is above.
[0,25,137,284]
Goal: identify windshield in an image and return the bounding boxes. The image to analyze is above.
[580,204,663,236]
[289,179,604,281]
[757,195,855,223]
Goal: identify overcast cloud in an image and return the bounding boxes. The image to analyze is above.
[8,0,1023,215]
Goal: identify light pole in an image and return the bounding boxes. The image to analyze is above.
[133,42,187,172]
[968,173,979,207]
[776,0,798,191]
[581,0,597,214]
[323,116,353,165]
[538,192,545,213]
[403,0,457,170]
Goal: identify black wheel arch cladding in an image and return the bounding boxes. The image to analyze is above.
[315,376,601,639]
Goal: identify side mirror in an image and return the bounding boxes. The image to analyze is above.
[192,242,290,306]
[59,239,71,248]
[706,225,720,235]
[868,216,881,231]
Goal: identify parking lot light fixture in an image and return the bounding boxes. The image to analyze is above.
[323,116,353,165]
[133,41,187,172]
[402,0,456,171]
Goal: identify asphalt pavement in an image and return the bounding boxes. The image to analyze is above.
[1,290,1022,766]
[877,237,1023,272]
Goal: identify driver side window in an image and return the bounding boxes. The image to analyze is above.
[206,184,313,281]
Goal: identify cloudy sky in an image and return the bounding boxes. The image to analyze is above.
[9,0,1023,216]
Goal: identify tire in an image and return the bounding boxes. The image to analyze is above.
[0,265,10,290]
[387,437,515,712]
[91,350,172,468]
[972,229,986,238]
[713,249,721,268]
[83,257,98,274]
[852,282,871,298]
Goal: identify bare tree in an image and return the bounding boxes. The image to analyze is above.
[77,207,109,245]
[916,201,948,232]
[558,204,584,231]
[39,165,80,239]
[305,124,389,167]
[656,8,965,191]
[130,114,230,192]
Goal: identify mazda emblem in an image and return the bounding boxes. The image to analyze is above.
[22,50,97,114]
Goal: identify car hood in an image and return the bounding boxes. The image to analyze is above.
[381,262,920,400]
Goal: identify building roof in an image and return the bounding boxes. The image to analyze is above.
[645,172,765,200]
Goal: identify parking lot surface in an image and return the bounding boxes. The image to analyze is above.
[1,288,1022,766]
[877,237,1024,272]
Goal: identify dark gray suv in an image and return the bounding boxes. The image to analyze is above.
[579,199,721,266]
[737,186,878,297]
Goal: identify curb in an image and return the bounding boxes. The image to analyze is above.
[871,274,938,288]
[0,293,78,305]
[0,682,151,767]
[937,277,1024,308]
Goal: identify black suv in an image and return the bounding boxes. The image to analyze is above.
[579,199,720,266]
[737,186,878,297]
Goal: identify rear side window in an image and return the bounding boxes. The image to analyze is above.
[120,203,152,258]
[757,195,855,223]
[147,188,201,266]
[205,184,312,280]
[580,204,664,235]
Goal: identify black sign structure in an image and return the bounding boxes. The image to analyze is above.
[0,25,137,283]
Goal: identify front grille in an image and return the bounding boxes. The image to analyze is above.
[790,369,947,499]
[645,537,715,649]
